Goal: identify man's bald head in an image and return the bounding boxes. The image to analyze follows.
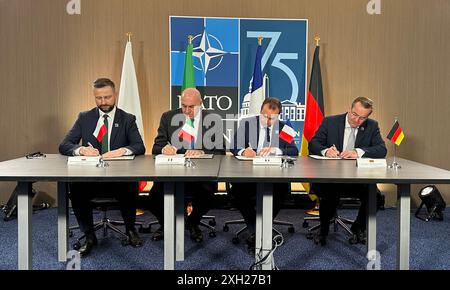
[181,88,202,119]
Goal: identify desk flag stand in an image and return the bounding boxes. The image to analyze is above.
[387,117,403,169]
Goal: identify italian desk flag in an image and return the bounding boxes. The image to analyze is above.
[279,119,297,144]
[178,118,195,142]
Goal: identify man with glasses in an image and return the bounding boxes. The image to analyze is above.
[230,97,299,251]
[59,78,146,256]
[309,96,387,246]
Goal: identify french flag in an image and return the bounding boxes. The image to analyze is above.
[279,119,297,144]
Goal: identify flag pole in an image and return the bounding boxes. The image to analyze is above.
[126,32,132,43]
[314,36,320,46]
[388,117,402,169]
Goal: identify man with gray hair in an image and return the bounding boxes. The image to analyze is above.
[147,88,225,243]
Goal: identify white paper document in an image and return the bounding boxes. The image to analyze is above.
[309,155,357,160]
[102,155,135,161]
[185,154,213,159]
[235,155,254,161]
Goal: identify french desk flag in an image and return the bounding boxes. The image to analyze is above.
[279,119,297,144]
[93,120,107,142]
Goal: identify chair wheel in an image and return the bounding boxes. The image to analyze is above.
[209,219,216,226]
[232,237,240,244]
[223,225,229,232]
[306,232,314,240]
[72,241,81,250]
[288,226,295,233]
[302,221,309,228]
[209,231,216,238]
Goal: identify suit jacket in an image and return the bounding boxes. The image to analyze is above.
[309,113,387,158]
[231,116,299,156]
[59,107,146,156]
[152,108,225,155]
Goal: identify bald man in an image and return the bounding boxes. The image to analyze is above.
[147,88,225,243]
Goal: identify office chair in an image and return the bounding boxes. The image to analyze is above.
[303,187,385,239]
[70,197,148,249]
[222,183,295,244]
[303,199,356,240]
[140,182,217,238]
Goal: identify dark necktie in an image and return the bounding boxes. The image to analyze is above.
[190,118,195,150]
[101,115,109,154]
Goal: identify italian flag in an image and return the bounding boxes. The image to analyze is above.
[178,118,195,142]
[93,120,107,142]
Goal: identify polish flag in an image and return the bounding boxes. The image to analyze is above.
[93,121,107,142]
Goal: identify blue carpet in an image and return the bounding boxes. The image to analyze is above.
[0,207,449,270]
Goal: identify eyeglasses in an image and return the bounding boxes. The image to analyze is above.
[95,95,113,101]
[350,111,368,122]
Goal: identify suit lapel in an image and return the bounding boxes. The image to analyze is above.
[255,116,260,147]
[338,114,346,151]
[355,121,367,147]
[110,109,121,149]
[89,109,102,150]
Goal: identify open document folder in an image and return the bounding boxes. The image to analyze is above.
[309,154,357,160]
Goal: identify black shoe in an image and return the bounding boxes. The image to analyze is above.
[127,229,144,247]
[349,229,366,245]
[79,233,98,257]
[313,232,327,246]
[188,224,203,243]
[151,226,164,241]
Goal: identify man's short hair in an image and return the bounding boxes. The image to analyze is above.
[261,97,282,113]
[352,96,373,110]
[93,78,115,91]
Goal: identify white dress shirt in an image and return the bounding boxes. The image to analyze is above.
[321,113,365,157]
[74,107,133,156]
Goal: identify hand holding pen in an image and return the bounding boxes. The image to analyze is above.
[80,141,100,156]
[162,141,177,155]
[326,144,340,158]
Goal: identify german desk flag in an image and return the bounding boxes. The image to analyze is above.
[387,120,405,146]
[300,41,325,193]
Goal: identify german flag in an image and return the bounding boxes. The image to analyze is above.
[387,120,404,146]
[300,43,324,193]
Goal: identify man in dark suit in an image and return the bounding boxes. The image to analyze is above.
[59,78,146,257]
[148,87,225,243]
[230,97,299,249]
[309,96,387,246]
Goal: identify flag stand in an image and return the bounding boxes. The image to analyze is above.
[388,117,402,169]
[388,144,401,169]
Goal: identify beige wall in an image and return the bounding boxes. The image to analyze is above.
[1,0,449,207]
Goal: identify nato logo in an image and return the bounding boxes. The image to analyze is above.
[170,17,238,88]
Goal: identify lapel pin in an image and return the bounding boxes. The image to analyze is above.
[114,123,119,128]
